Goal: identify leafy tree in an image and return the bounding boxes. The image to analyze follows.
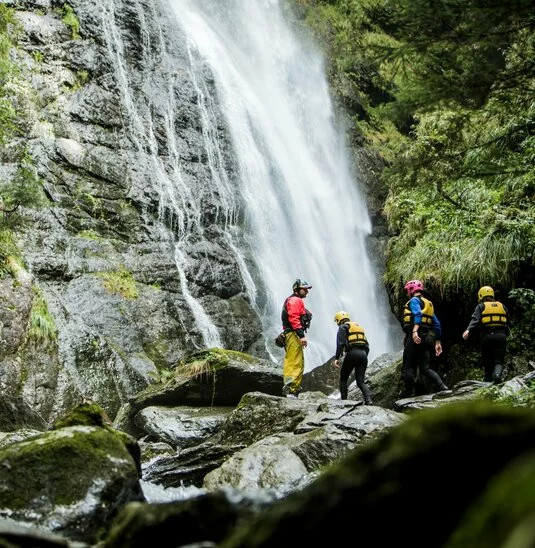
[290,0,535,365]
[293,0,535,296]
[375,0,535,299]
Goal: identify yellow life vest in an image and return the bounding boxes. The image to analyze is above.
[347,322,368,347]
[402,296,434,329]
[481,301,507,328]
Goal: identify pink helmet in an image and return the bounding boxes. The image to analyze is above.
[404,279,424,296]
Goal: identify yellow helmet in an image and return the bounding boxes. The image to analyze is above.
[334,311,350,325]
[478,286,494,301]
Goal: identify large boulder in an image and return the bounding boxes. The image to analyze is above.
[0,425,143,544]
[114,349,281,438]
[218,400,535,547]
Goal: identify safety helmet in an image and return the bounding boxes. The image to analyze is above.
[293,278,312,292]
[334,311,350,325]
[478,286,494,302]
[404,279,424,296]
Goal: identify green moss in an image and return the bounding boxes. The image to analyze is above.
[52,402,112,429]
[479,380,535,408]
[51,403,141,476]
[445,451,535,547]
[177,348,254,369]
[141,339,170,370]
[77,229,102,240]
[74,69,88,88]
[97,267,138,299]
[0,427,134,508]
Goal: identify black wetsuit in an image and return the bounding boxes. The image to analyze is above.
[465,299,510,383]
[335,323,373,404]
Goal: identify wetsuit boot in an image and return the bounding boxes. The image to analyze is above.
[493,364,504,384]
[361,384,373,405]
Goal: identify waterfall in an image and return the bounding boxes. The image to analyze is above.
[167,0,398,367]
[98,0,230,349]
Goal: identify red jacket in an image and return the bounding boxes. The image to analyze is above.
[281,294,307,338]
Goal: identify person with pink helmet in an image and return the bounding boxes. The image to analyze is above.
[401,279,448,398]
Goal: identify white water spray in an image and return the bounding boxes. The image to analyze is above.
[168,0,398,368]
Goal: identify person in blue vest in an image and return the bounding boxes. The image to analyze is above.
[401,279,448,398]
[462,285,510,383]
[333,311,373,404]
[281,278,313,398]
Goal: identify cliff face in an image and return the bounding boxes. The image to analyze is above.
[1,0,266,423]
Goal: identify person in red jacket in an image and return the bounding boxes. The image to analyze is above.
[281,278,313,398]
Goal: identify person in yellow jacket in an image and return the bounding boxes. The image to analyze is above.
[462,285,510,383]
[281,278,313,398]
[333,311,373,405]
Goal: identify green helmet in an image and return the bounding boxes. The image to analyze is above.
[478,286,494,301]
[293,279,312,292]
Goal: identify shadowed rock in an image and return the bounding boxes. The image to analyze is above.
[218,401,535,548]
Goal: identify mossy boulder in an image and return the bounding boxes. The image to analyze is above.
[105,491,262,548]
[445,450,535,548]
[220,400,535,547]
[113,348,281,438]
[0,425,144,544]
[53,401,142,477]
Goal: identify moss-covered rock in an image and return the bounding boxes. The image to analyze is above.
[52,401,112,429]
[52,402,142,477]
[105,492,261,548]
[113,348,280,438]
[0,426,144,543]
[220,400,535,548]
[445,451,535,548]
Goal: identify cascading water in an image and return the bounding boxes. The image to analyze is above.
[168,0,399,367]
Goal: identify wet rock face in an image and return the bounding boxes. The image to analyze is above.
[3,0,268,423]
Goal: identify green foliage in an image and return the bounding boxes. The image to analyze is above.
[175,348,228,377]
[28,287,58,345]
[0,232,19,276]
[0,153,47,267]
[0,8,48,274]
[0,5,19,147]
[2,154,46,210]
[77,229,101,240]
[175,348,255,377]
[61,4,80,40]
[364,0,535,300]
[292,0,535,308]
[507,288,535,356]
[31,50,43,63]
[74,69,88,88]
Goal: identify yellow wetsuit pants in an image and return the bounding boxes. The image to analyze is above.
[282,331,304,396]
